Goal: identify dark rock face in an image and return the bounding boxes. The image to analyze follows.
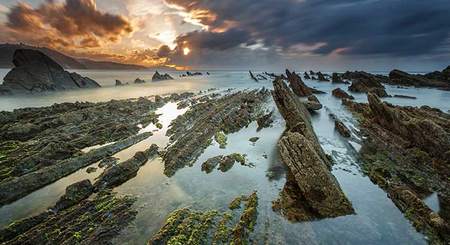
[331,73,349,84]
[134,78,146,83]
[304,95,322,111]
[256,110,274,131]
[333,117,351,138]
[54,179,94,210]
[332,88,354,100]
[344,93,450,243]
[249,70,258,82]
[271,77,354,221]
[94,144,159,190]
[115,79,127,86]
[303,72,311,79]
[0,49,100,94]
[316,72,330,82]
[424,66,450,83]
[347,72,389,97]
[285,69,324,96]
[393,94,417,99]
[389,69,450,90]
[152,71,174,82]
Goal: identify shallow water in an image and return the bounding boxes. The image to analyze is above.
[1,69,449,244]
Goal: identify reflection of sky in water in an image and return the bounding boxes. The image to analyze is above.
[1,70,448,244]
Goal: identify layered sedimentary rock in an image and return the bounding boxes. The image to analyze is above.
[163,89,269,176]
[94,144,159,190]
[134,78,146,83]
[152,71,174,82]
[331,73,348,84]
[388,69,450,90]
[285,69,324,96]
[344,93,450,243]
[304,95,323,111]
[149,192,258,245]
[0,93,193,206]
[0,49,100,94]
[332,88,354,100]
[271,77,354,221]
[347,71,389,97]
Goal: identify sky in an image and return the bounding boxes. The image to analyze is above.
[0,0,449,71]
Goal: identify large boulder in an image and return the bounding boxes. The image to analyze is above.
[347,72,389,97]
[0,49,100,94]
[332,88,354,100]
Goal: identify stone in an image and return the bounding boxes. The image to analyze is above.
[389,69,450,90]
[115,79,125,86]
[134,78,146,83]
[86,167,97,173]
[54,179,94,210]
[256,111,274,131]
[332,88,354,100]
[304,95,323,111]
[0,49,100,94]
[332,73,348,84]
[348,73,389,97]
[94,144,159,190]
[334,119,351,137]
[152,71,173,82]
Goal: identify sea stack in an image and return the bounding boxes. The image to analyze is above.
[0,49,100,94]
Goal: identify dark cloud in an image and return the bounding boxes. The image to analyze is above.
[167,0,450,56]
[175,29,250,51]
[2,0,132,49]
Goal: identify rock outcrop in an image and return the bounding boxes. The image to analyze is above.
[331,73,349,84]
[303,72,311,79]
[332,88,354,100]
[134,78,146,83]
[163,89,269,176]
[54,179,94,211]
[271,77,354,221]
[285,69,324,96]
[94,144,159,190]
[152,71,173,82]
[316,71,330,81]
[344,93,450,243]
[388,69,450,90]
[115,79,124,86]
[347,72,389,97]
[304,95,322,111]
[0,49,100,94]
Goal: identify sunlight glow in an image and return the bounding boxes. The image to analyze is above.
[183,47,191,56]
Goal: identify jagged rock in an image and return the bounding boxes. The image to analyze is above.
[115,79,124,86]
[249,137,259,143]
[249,70,258,82]
[348,73,389,97]
[424,66,450,83]
[98,156,119,168]
[272,77,353,220]
[304,95,322,111]
[0,49,100,94]
[256,111,274,131]
[332,73,349,84]
[389,69,450,89]
[94,144,158,190]
[344,93,450,243]
[152,71,173,82]
[54,179,94,211]
[332,88,354,100]
[334,118,351,137]
[134,78,146,83]
[316,72,330,81]
[303,72,311,79]
[185,71,202,76]
[0,191,136,244]
[342,71,390,84]
[284,69,324,96]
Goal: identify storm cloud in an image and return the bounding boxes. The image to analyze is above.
[167,0,450,57]
[2,0,132,49]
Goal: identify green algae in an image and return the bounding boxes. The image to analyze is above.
[149,192,259,244]
[214,132,227,149]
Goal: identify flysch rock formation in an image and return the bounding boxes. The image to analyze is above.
[388,69,450,90]
[285,69,325,96]
[343,93,450,244]
[0,49,100,95]
[271,77,354,221]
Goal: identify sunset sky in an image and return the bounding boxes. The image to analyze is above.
[0,0,449,70]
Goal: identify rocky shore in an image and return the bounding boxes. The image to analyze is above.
[343,93,450,243]
[271,77,354,221]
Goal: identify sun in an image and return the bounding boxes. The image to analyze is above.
[183,47,191,56]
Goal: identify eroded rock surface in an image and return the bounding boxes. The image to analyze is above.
[332,88,354,100]
[0,49,100,94]
[148,192,258,245]
[285,69,324,96]
[271,77,354,221]
[163,89,269,176]
[344,93,450,243]
[389,69,450,90]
